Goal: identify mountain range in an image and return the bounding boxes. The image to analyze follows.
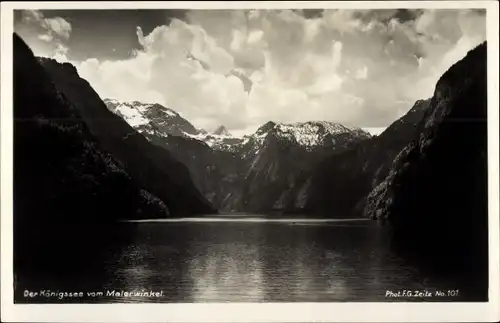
[103,99,374,212]
[12,31,488,293]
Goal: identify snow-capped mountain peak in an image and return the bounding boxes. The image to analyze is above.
[213,125,231,137]
[104,99,180,124]
[104,99,247,152]
[104,99,199,138]
[251,120,371,149]
[104,98,370,154]
[236,120,372,159]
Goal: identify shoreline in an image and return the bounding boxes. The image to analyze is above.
[121,217,370,223]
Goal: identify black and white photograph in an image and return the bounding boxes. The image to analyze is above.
[1,1,499,322]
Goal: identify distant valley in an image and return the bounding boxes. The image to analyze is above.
[104,98,375,213]
[102,97,434,217]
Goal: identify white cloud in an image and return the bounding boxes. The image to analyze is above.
[28,9,486,134]
[355,66,368,80]
[77,53,166,104]
[38,34,53,42]
[20,9,44,24]
[44,17,72,40]
[21,10,72,41]
[52,43,69,62]
[17,10,72,62]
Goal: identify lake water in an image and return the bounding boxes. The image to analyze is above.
[15,217,475,303]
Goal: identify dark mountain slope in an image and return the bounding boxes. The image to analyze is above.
[213,125,231,136]
[365,42,488,297]
[38,58,215,216]
[103,99,242,209]
[304,99,430,217]
[233,122,371,213]
[13,33,170,283]
[147,134,245,211]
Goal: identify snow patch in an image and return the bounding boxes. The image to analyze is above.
[115,103,149,127]
[163,109,177,117]
[255,121,368,148]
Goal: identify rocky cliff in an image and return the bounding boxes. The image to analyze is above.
[13,33,214,283]
[304,99,430,217]
[233,121,371,213]
[13,33,160,278]
[38,59,215,216]
[364,42,488,294]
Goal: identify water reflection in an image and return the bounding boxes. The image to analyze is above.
[109,220,457,302]
[188,244,265,301]
[15,219,473,303]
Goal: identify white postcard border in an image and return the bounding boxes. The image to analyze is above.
[1,1,499,322]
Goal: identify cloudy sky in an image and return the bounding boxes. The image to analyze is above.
[14,8,486,136]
